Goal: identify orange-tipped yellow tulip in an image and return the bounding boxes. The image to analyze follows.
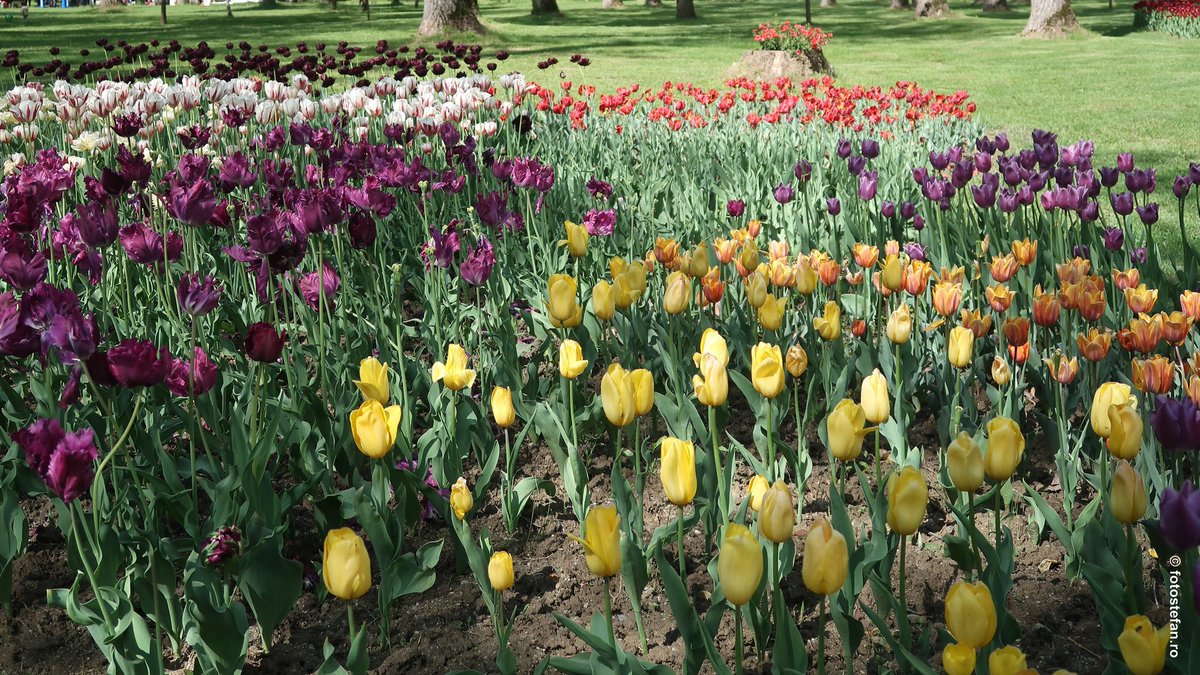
[718,523,764,606]
[786,344,808,378]
[350,399,403,459]
[323,528,372,601]
[886,466,928,536]
[1111,460,1148,524]
[802,517,848,596]
[660,437,697,506]
[750,342,786,399]
[559,339,589,380]
[758,480,795,544]
[945,580,997,648]
[569,505,622,578]
[353,356,390,404]
[1117,615,1169,675]
[488,551,515,592]
[490,386,516,429]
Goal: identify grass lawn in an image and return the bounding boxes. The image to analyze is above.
[1,0,1198,174]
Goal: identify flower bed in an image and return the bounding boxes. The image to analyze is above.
[1133,0,1200,37]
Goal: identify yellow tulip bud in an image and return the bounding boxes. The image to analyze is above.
[349,399,403,459]
[693,352,729,407]
[490,386,516,429]
[1111,460,1148,524]
[592,280,615,321]
[826,398,876,462]
[561,221,589,258]
[747,475,769,511]
[802,517,849,597]
[942,643,976,675]
[694,328,730,367]
[1091,382,1137,438]
[881,254,904,292]
[887,466,929,536]
[947,432,984,493]
[431,343,477,391]
[353,356,390,404]
[948,326,975,368]
[569,505,622,578]
[813,300,842,341]
[757,293,787,331]
[631,368,654,417]
[991,356,1011,386]
[786,344,808,378]
[687,243,709,278]
[488,551,515,592]
[984,416,1025,482]
[660,437,697,506]
[1117,615,1169,675]
[718,523,764,606]
[322,528,371,601]
[886,304,912,344]
[759,480,796,543]
[600,363,637,428]
[559,340,589,380]
[861,369,890,424]
[663,270,691,315]
[745,272,768,309]
[751,342,786,399]
[1107,401,1143,460]
[945,580,997,648]
[988,646,1028,675]
[739,242,761,274]
[450,477,473,520]
[547,274,580,327]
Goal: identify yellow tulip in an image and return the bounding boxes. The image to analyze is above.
[1111,460,1148,524]
[991,356,1012,386]
[942,643,976,675]
[747,475,769,511]
[547,274,581,327]
[349,399,403,459]
[786,344,808,378]
[881,253,904,292]
[663,271,691,315]
[693,352,729,407]
[687,242,709,278]
[1107,401,1143,460]
[813,300,842,340]
[802,517,849,597]
[561,221,589,258]
[694,328,730,367]
[450,477,473,520]
[757,294,787,331]
[631,368,654,417]
[759,480,796,543]
[569,505,622,578]
[745,272,768,309]
[989,646,1027,675]
[353,356,389,404]
[739,242,761,275]
[660,437,697,506]
[945,580,997,648]
[887,466,929,536]
[490,386,516,429]
[488,551,515,592]
[861,369,890,424]
[431,343,477,391]
[947,432,984,493]
[886,304,912,344]
[826,398,876,462]
[1117,615,1169,675]
[592,280,615,321]
[323,528,372,601]
[751,342,786,399]
[559,340,589,380]
[948,326,974,368]
[718,523,764,606]
[600,364,636,427]
[795,257,818,295]
[1091,382,1137,437]
[984,416,1025,482]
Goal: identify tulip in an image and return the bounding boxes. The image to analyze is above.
[660,437,697,506]
[559,340,589,380]
[107,338,170,387]
[547,274,581,327]
[947,432,984,493]
[795,257,819,294]
[663,271,690,314]
[942,643,976,675]
[991,356,1011,386]
[1111,460,1148,524]
[491,386,516,429]
[323,528,371,601]
[1117,616,1169,675]
[739,242,762,275]
[989,646,1027,675]
[933,282,963,316]
[984,417,1025,482]
[561,221,588,258]
[695,328,730,366]
[592,280,615,320]
[786,344,808,378]
[948,326,974,368]
[802,518,848,596]
[166,348,219,398]
[1092,382,1137,437]
[860,369,890,424]
[244,322,286,363]
[945,580,997,648]
[750,342,786,399]
[887,467,928,536]
[718,523,764,606]
[880,254,904,291]
[654,238,681,266]
[353,356,390,404]
[744,271,768,308]
[450,477,473,520]
[631,369,654,417]
[826,399,875,461]
[600,364,636,427]
[1107,401,1143,460]
[813,301,842,341]
[432,344,477,391]
[350,399,403,459]
[758,480,795,544]
[569,505,622,577]
[757,294,786,331]
[886,304,912,344]
[488,551,515,592]
[1158,482,1200,550]
[748,475,769,511]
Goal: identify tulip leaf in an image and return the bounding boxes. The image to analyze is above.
[0,484,27,610]
[183,552,250,675]
[653,547,731,675]
[237,538,302,650]
[858,577,936,675]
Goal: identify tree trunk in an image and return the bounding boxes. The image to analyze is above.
[914,0,947,17]
[417,0,485,34]
[362,0,370,18]
[676,0,694,18]
[889,0,908,9]
[600,0,623,8]
[160,0,167,24]
[805,0,812,23]
[531,0,560,13]
[1023,0,1078,34]
[820,0,835,6]
[981,0,1007,10]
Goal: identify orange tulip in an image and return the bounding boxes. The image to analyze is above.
[1077,328,1113,362]
[1033,285,1061,327]
[713,237,738,264]
[1162,311,1192,347]
[1132,356,1175,395]
[747,219,762,238]
[1003,317,1030,347]
[960,309,994,339]
[852,319,868,338]
[904,260,933,296]
[1187,375,1200,406]
[1011,239,1037,266]
[1078,287,1107,323]
[937,266,967,285]
[1056,257,1091,285]
[768,239,790,262]
[1119,314,1163,354]
[1045,353,1080,385]
[817,257,841,287]
[1113,268,1141,293]
[1180,290,1200,322]
[654,238,681,268]
[933,282,964,317]
[1124,284,1159,314]
[701,267,725,306]
[984,284,1012,313]
[853,243,879,268]
[768,258,796,288]
[990,255,1019,283]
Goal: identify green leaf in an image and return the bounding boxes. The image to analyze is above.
[237,538,303,649]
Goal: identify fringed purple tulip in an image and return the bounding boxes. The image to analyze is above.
[13,419,98,503]
[107,338,170,387]
[346,211,377,249]
[204,526,243,566]
[245,322,286,363]
[299,261,341,311]
[167,347,219,397]
[425,222,461,269]
[0,245,48,291]
[583,208,616,236]
[177,273,222,316]
[460,236,495,286]
[903,242,926,261]
[586,177,613,199]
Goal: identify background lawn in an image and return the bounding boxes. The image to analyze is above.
[2,0,1198,174]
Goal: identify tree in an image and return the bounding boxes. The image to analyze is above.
[676,0,695,18]
[531,0,560,14]
[805,0,812,22]
[889,0,909,9]
[981,0,1007,9]
[417,0,485,34]
[160,0,167,25]
[914,0,948,17]
[1023,0,1078,33]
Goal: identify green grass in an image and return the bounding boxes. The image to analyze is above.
[1,0,1198,173]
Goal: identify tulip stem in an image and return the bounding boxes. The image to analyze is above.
[347,603,357,641]
[765,401,775,482]
[817,595,827,675]
[602,577,616,650]
[1124,523,1139,613]
[677,505,687,582]
[873,430,881,492]
[898,534,909,653]
[994,485,1003,549]
[70,503,116,634]
[734,607,744,675]
[709,405,727,532]
[495,593,506,645]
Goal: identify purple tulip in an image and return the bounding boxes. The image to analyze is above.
[217,152,256,191]
[474,191,509,229]
[42,428,98,503]
[911,167,930,186]
[1130,247,1148,265]
[1174,175,1193,200]
[847,155,866,177]
[1027,172,1048,193]
[1080,201,1099,223]
[1111,192,1135,217]
[998,190,1019,213]
[586,177,613,200]
[346,211,377,249]
[1158,482,1200,550]
[204,526,243,566]
[903,242,927,261]
[1103,227,1125,251]
[12,418,65,476]
[120,223,182,268]
[112,112,143,138]
[727,199,746,218]
[1151,396,1200,452]
[75,199,120,248]
[177,274,222,316]
[166,347,219,397]
[899,201,917,220]
[858,171,878,201]
[169,179,218,227]
[0,246,48,291]
[826,197,841,216]
[107,338,170,387]
[951,161,974,188]
[1040,191,1057,212]
[913,214,925,231]
[1117,153,1134,173]
[1191,162,1200,185]
[426,222,461,269]
[972,183,997,209]
[975,136,996,155]
[460,237,495,287]
[244,323,286,363]
[974,151,993,174]
[291,188,343,235]
[1099,167,1120,188]
[994,133,1010,153]
[299,262,341,311]
[1137,203,1159,226]
[794,160,812,183]
[880,200,896,219]
[1017,150,1037,171]
[929,151,950,171]
[861,139,880,159]
[583,208,616,236]
[836,138,852,159]
[1073,244,1090,259]
[773,184,795,205]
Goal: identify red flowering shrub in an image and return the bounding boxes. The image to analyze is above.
[1133,0,1200,37]
[752,21,833,53]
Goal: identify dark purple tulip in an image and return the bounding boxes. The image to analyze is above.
[929,151,950,171]
[75,199,120,248]
[1144,169,1157,194]
[727,199,746,218]
[474,191,509,229]
[1103,227,1125,251]
[1017,150,1037,171]
[204,526,243,566]
[112,113,143,138]
[911,167,930,186]
[490,159,513,182]
[903,242,926,261]
[861,139,880,159]
[460,237,495,286]
[12,418,65,476]
[0,247,48,291]
[534,164,555,192]
[974,151,992,174]
[586,177,613,200]
[1174,175,1193,200]
[1073,244,1090,259]
[107,338,170,387]
[975,136,996,155]
[1034,143,1058,168]
[826,198,841,216]
[1111,192,1135,217]
[899,201,917,220]
[1151,396,1200,452]
[42,428,98,503]
[1117,153,1134,173]
[1191,162,1200,185]
[794,159,813,183]
[971,183,997,209]
[951,161,974,188]
[836,138,852,159]
[169,180,217,227]
[1137,203,1159,226]
[1027,172,1048,193]
[1130,247,1148,265]
[994,133,1010,153]
[244,323,286,363]
[291,188,343,235]
[119,223,164,267]
[773,184,795,205]
[1054,166,1075,189]
[998,191,1019,213]
[1099,167,1120,188]
[177,273,222,316]
[299,262,340,311]
[427,222,460,269]
[583,208,616,237]
[1079,201,1099,222]
[847,155,866,177]
[880,200,896,219]
[1158,482,1200,550]
[217,152,256,190]
[948,147,965,165]
[858,172,878,201]
[913,214,926,231]
[166,347,219,397]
